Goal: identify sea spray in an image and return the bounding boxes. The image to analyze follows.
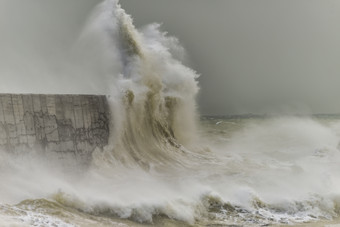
[77,0,200,169]
[2,0,340,226]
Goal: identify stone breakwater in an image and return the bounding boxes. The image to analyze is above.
[0,94,110,158]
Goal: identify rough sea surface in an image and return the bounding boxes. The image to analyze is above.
[1,0,340,226]
[2,116,340,226]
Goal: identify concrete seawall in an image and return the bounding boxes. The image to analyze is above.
[0,94,110,159]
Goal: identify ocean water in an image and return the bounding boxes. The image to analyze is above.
[2,115,340,227]
[1,0,340,226]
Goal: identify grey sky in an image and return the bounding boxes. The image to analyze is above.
[1,0,340,115]
[121,0,340,115]
[0,0,99,93]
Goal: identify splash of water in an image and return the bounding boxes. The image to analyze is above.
[77,0,200,170]
[2,1,340,226]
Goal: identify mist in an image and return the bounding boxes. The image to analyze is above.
[1,0,340,115]
[3,1,340,226]
[0,0,103,94]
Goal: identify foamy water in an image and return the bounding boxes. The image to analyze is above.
[2,116,340,226]
[1,0,340,226]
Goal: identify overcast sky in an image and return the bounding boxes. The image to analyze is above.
[1,0,340,115]
[120,0,340,115]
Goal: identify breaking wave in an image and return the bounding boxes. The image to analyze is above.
[1,1,340,226]
[79,0,200,170]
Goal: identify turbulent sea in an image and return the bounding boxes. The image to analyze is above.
[2,115,340,227]
[1,0,340,226]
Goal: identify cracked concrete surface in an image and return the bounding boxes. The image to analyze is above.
[0,94,110,160]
